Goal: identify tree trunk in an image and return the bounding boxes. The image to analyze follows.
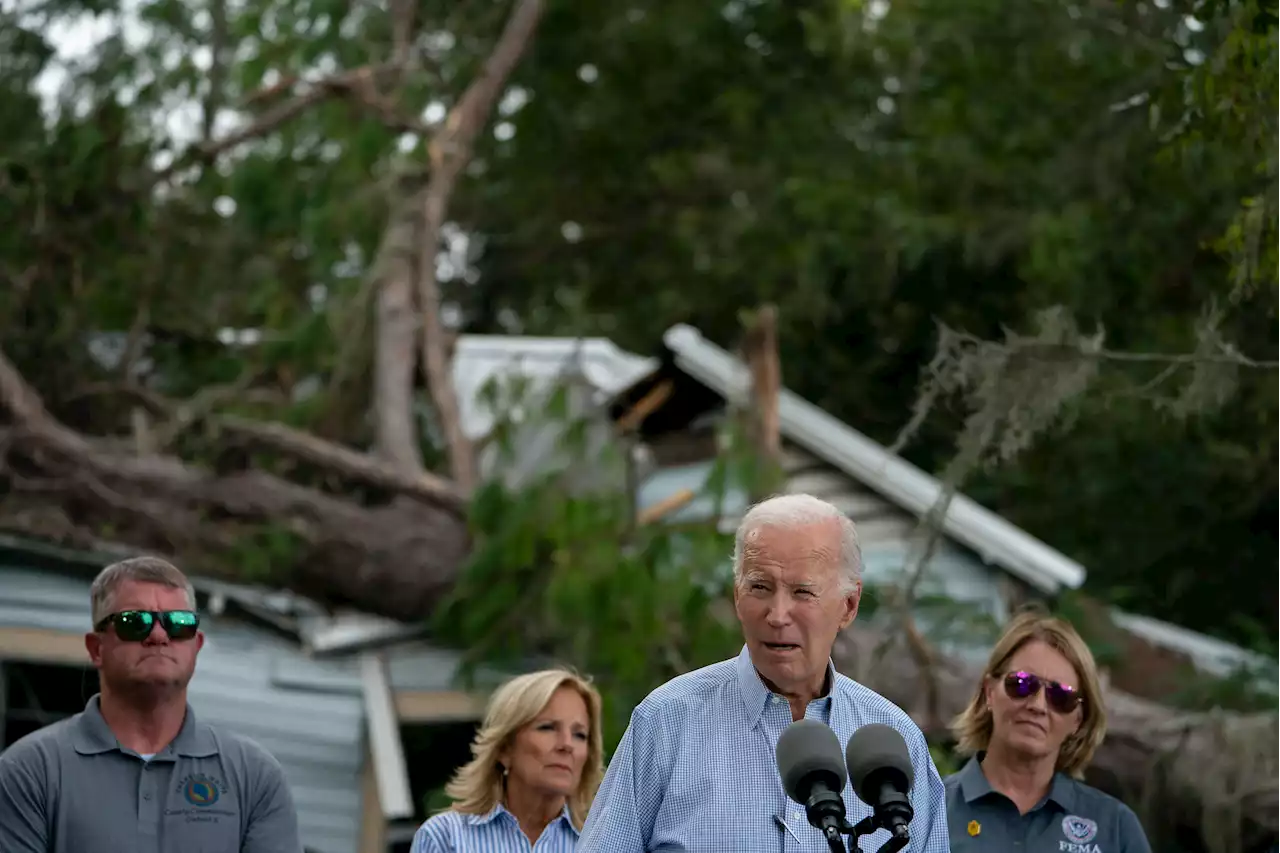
[373,191,426,472]
[414,0,546,495]
[0,348,469,621]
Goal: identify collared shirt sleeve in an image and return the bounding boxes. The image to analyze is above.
[240,745,304,853]
[0,744,48,853]
[578,706,663,853]
[904,730,951,853]
[1117,803,1153,853]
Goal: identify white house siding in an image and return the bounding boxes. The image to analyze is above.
[451,336,657,495]
[0,564,365,853]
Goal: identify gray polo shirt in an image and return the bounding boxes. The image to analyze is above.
[0,694,303,853]
[945,754,1152,853]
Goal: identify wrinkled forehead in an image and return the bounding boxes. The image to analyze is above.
[105,579,193,611]
[742,522,842,575]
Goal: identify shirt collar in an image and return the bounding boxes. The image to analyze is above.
[72,694,218,759]
[958,753,1077,813]
[467,802,580,836]
[956,755,994,802]
[735,644,837,727]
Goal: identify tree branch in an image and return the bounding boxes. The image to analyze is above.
[151,62,425,184]
[1,353,463,509]
[213,414,463,506]
[415,0,546,495]
[941,320,1279,369]
[372,188,426,471]
[0,345,471,620]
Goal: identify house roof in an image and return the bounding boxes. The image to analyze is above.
[1110,608,1276,683]
[0,534,427,656]
[451,334,658,440]
[656,323,1088,595]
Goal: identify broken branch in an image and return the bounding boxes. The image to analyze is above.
[0,345,471,620]
[415,0,546,495]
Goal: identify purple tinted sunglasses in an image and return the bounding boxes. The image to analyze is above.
[1002,670,1082,714]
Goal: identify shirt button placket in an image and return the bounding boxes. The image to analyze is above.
[138,761,162,851]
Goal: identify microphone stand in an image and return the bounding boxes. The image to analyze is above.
[841,816,909,853]
[833,786,914,853]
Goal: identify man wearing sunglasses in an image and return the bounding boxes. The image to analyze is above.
[0,555,304,853]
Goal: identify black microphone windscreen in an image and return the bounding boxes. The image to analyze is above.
[776,719,849,802]
[844,723,915,804]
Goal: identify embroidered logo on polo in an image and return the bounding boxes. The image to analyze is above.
[168,772,237,824]
[180,773,223,806]
[1059,815,1102,853]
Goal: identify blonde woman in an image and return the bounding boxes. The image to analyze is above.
[410,668,605,853]
[944,609,1151,851]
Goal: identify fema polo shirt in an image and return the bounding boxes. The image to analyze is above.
[0,694,303,853]
[945,755,1152,853]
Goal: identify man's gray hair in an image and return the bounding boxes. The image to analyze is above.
[733,493,863,593]
[90,556,197,627]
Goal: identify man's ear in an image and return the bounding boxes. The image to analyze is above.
[85,631,103,666]
[839,582,861,629]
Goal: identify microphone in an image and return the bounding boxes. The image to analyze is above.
[776,719,849,853]
[844,723,915,842]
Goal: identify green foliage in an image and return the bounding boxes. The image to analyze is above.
[432,377,749,749]
[223,522,307,583]
[1164,661,1278,714]
[0,0,1273,656]
[928,742,961,778]
[1051,589,1128,671]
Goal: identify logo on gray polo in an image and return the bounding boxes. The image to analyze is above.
[1062,815,1099,844]
[177,772,225,807]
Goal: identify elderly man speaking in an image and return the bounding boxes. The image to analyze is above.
[579,493,949,852]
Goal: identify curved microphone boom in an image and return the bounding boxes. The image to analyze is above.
[844,723,915,846]
[776,719,850,853]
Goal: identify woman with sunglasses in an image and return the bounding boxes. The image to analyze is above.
[944,608,1152,852]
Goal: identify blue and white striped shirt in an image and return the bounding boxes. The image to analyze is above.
[578,645,950,852]
[410,802,580,853]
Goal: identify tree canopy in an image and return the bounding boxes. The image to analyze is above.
[2,0,1274,649]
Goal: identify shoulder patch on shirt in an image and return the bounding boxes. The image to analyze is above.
[1062,814,1099,844]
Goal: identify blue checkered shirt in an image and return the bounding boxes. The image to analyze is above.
[578,646,950,852]
[410,803,580,853]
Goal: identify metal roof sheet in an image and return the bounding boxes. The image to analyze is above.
[660,323,1088,594]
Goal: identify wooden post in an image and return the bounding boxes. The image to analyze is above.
[742,304,783,500]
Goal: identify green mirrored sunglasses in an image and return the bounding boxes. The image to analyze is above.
[95,609,200,642]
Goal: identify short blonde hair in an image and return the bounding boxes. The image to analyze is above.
[949,607,1107,779]
[443,668,604,828]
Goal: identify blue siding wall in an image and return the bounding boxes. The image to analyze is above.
[636,460,750,523]
[860,543,1008,662]
[0,564,365,853]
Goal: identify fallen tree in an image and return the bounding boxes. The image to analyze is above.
[0,0,547,617]
[0,346,470,619]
